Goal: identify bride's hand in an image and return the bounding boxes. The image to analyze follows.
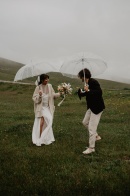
[39,90,42,96]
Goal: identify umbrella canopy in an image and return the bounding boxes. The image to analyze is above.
[60,52,107,78]
[14,60,60,81]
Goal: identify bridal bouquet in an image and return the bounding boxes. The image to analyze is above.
[57,82,73,106]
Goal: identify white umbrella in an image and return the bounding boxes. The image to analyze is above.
[14,60,60,81]
[60,52,107,79]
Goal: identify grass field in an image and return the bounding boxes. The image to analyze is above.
[0,59,130,195]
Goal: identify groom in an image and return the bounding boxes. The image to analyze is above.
[78,68,105,154]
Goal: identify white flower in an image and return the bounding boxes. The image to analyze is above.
[57,82,73,106]
[57,82,73,96]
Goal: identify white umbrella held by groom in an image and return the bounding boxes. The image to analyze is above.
[60,52,107,85]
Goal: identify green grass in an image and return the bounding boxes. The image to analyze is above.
[0,80,130,195]
[0,59,130,195]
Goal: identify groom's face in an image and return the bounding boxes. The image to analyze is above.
[81,77,84,82]
[81,77,89,83]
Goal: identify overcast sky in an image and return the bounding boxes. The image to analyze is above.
[0,0,130,83]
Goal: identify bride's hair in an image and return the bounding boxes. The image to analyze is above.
[38,74,49,85]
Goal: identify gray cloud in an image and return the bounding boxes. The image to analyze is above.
[0,0,130,83]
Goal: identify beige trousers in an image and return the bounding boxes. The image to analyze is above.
[82,109,103,148]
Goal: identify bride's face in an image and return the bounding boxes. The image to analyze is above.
[42,78,49,85]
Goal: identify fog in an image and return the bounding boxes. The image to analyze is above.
[0,0,130,83]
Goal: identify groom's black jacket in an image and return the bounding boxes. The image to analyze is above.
[78,78,105,114]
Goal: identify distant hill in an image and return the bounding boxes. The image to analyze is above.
[0,57,130,90]
[0,57,23,81]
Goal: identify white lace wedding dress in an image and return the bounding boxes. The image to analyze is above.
[32,93,55,146]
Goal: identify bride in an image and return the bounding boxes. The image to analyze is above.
[32,74,60,146]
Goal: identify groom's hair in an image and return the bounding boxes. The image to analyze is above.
[78,68,91,79]
[38,74,49,85]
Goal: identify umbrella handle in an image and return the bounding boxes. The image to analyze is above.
[83,68,87,86]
